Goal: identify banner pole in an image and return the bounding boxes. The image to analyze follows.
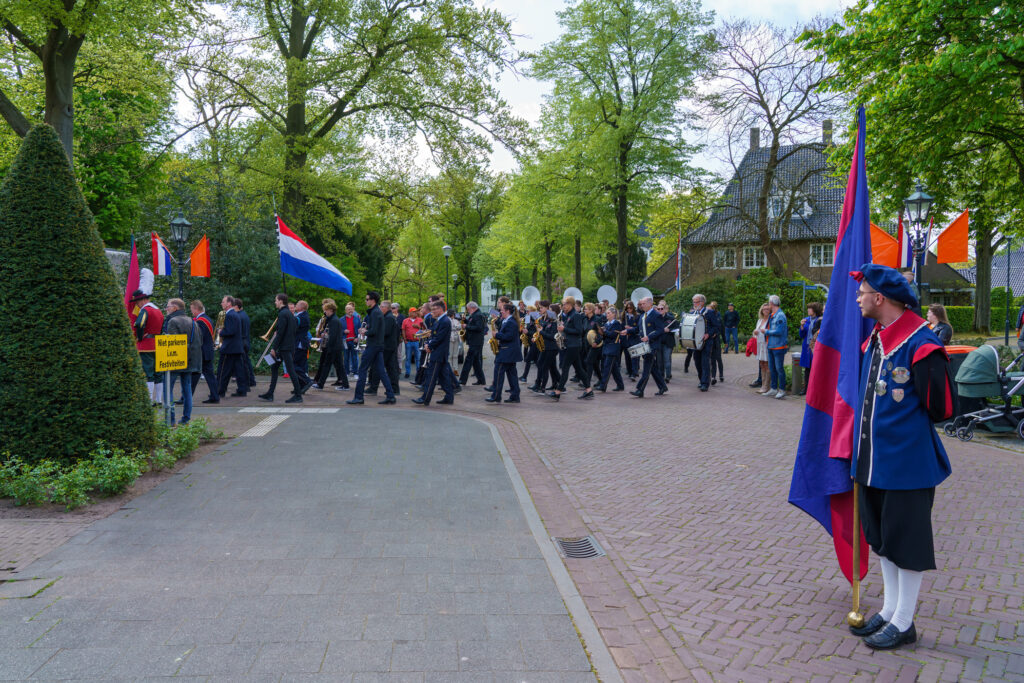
[846,483,865,627]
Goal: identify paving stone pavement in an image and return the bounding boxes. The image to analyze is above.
[0,412,597,681]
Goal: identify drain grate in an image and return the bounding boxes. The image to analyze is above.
[553,536,606,559]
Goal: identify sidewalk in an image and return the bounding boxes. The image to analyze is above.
[0,411,598,680]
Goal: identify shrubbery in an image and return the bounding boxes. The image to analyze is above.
[945,306,975,336]
[0,418,219,509]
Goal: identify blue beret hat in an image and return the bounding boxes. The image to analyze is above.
[850,264,919,308]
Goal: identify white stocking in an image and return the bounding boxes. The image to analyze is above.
[891,568,923,632]
[147,382,155,402]
[878,556,900,622]
[153,381,164,404]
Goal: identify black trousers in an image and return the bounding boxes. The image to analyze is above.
[244,348,256,385]
[461,344,486,385]
[711,338,724,380]
[354,344,393,400]
[556,348,589,391]
[314,349,348,388]
[491,361,520,401]
[636,352,667,395]
[584,346,602,385]
[534,348,560,389]
[192,358,219,400]
[420,357,455,404]
[369,348,400,395]
[599,354,624,390]
[295,346,309,373]
[694,345,711,388]
[218,353,250,395]
[267,349,302,397]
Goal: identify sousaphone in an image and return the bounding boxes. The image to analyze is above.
[563,286,584,304]
[630,286,653,305]
[596,284,617,306]
[520,285,541,307]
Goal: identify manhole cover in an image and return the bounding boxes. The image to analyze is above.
[554,536,605,559]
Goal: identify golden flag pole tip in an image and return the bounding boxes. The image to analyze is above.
[845,481,865,628]
[846,610,865,627]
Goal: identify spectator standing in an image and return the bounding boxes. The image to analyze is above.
[798,302,822,396]
[764,294,789,399]
[723,303,740,353]
[752,303,771,393]
[162,298,201,424]
[708,301,725,384]
[926,304,953,345]
[402,307,423,378]
[343,303,361,376]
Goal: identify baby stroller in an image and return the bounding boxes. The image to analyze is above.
[946,345,1024,441]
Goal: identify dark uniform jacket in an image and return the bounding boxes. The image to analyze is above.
[638,309,664,343]
[584,314,602,348]
[381,311,399,352]
[602,320,624,356]
[494,316,524,363]
[219,308,244,355]
[561,310,585,349]
[662,311,678,348]
[363,304,385,346]
[271,306,297,352]
[238,310,252,352]
[295,311,310,351]
[324,313,344,353]
[623,312,640,344]
[464,309,486,347]
[194,312,216,362]
[427,314,452,361]
[538,314,558,344]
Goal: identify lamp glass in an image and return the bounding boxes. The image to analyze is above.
[442,245,452,258]
[170,212,192,244]
[903,183,934,225]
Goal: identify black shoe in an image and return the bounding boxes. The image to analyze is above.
[438,398,454,405]
[230,391,247,397]
[285,395,302,403]
[506,397,520,403]
[174,399,183,405]
[699,386,708,392]
[518,376,527,382]
[749,380,762,388]
[331,381,345,386]
[612,387,624,392]
[711,379,717,386]
[300,380,313,395]
[454,385,462,393]
[849,614,887,637]
[258,393,273,402]
[864,622,917,650]
[484,386,494,392]
[485,397,499,403]
[346,399,364,405]
[546,392,560,401]
[656,389,668,396]
[630,390,643,398]
[334,385,350,391]
[683,368,689,374]
[378,397,396,404]
[202,398,219,404]
[472,381,487,386]
[578,390,594,400]
[412,398,427,405]
[404,374,410,378]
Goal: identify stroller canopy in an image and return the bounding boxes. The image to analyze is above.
[955,345,1003,398]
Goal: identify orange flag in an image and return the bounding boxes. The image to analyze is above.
[190,235,211,278]
[937,209,969,264]
[870,222,898,268]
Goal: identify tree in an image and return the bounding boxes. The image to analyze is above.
[194,0,526,243]
[805,0,1024,331]
[702,20,844,275]
[645,186,712,268]
[532,0,714,303]
[0,125,155,463]
[0,0,198,160]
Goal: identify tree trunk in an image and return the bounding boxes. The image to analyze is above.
[544,240,553,300]
[532,265,538,288]
[614,183,629,305]
[973,210,994,334]
[40,31,83,164]
[755,140,785,274]
[574,236,582,288]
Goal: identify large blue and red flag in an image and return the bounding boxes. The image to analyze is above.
[788,106,872,584]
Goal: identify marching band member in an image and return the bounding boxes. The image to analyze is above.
[190,300,219,404]
[217,295,249,397]
[621,300,640,379]
[583,302,603,388]
[597,306,625,392]
[460,302,488,386]
[530,301,561,393]
[314,300,348,390]
[413,300,456,406]
[519,306,539,384]
[548,296,593,401]
[691,294,718,392]
[631,296,668,398]
[486,303,522,403]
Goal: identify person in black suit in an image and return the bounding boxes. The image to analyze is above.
[632,296,668,398]
[691,293,720,392]
[460,301,487,386]
[190,300,219,403]
[260,293,309,403]
[548,296,593,401]
[314,300,348,389]
[294,300,312,376]
[486,303,523,404]
[233,298,256,387]
[657,300,678,381]
[347,291,396,405]
[368,299,401,396]
[530,301,561,393]
[598,307,625,392]
[413,300,455,405]
[217,295,250,397]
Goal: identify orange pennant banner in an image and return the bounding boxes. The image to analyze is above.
[190,235,211,278]
[870,222,898,268]
[937,209,969,264]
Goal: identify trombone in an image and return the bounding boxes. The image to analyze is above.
[254,318,278,369]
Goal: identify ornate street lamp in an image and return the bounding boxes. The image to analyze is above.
[902,181,934,302]
[442,245,452,308]
[169,211,192,299]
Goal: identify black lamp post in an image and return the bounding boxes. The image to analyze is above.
[442,245,452,307]
[1005,237,1013,346]
[451,273,459,310]
[169,211,192,299]
[902,181,934,303]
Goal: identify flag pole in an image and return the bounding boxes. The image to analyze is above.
[270,193,289,296]
[846,482,865,627]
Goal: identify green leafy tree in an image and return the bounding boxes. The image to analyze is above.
[532,0,715,303]
[0,125,154,463]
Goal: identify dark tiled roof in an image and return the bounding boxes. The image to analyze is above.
[960,251,1024,295]
[682,144,843,246]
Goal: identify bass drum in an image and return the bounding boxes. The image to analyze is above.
[678,312,706,350]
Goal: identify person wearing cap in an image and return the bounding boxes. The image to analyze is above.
[129,289,165,404]
[402,306,423,378]
[722,303,740,354]
[848,263,954,651]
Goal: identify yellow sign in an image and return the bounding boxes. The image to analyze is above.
[155,334,188,371]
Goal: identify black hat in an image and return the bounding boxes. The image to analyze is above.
[850,264,918,308]
[129,289,149,303]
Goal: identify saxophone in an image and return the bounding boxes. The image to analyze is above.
[213,309,226,349]
[532,328,545,352]
[311,316,327,351]
[488,318,500,354]
[554,315,567,350]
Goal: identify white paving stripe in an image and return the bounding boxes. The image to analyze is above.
[239,415,290,437]
[238,407,340,414]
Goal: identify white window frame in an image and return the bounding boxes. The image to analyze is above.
[743,246,766,269]
[809,243,834,267]
[714,247,736,270]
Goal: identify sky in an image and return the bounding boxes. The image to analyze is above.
[484,0,853,173]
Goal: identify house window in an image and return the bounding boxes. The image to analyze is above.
[714,248,736,269]
[809,243,834,267]
[743,247,766,269]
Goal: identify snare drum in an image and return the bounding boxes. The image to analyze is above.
[679,312,706,350]
[627,341,652,358]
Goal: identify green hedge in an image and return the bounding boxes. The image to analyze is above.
[945,306,975,336]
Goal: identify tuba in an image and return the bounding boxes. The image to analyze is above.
[213,309,226,350]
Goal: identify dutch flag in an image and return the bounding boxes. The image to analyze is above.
[151,232,173,276]
[277,216,353,294]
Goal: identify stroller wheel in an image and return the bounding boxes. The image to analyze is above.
[943,422,957,436]
[957,426,974,442]
[1017,421,1024,440]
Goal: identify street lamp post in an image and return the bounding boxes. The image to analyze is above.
[169,211,192,300]
[451,273,459,310]
[1005,237,1013,346]
[902,181,934,305]
[442,245,452,308]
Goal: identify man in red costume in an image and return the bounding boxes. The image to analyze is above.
[129,289,165,404]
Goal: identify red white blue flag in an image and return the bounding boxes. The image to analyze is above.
[151,232,173,276]
[277,216,353,294]
[789,106,872,584]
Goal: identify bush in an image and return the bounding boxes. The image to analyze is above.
[945,306,975,335]
[731,268,824,340]
[0,125,155,464]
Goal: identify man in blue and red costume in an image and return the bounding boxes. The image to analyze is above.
[848,264,955,650]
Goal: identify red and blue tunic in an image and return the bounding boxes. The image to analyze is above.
[852,311,954,490]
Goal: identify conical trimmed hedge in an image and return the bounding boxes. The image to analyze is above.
[0,125,155,463]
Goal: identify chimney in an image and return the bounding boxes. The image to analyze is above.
[822,119,833,146]
[749,127,760,150]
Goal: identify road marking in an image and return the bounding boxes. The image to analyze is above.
[239,415,290,437]
[238,407,340,414]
